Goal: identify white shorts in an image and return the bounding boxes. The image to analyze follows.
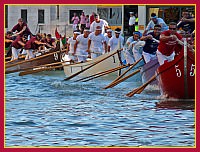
[156,50,175,65]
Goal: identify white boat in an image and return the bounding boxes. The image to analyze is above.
[62,49,124,78]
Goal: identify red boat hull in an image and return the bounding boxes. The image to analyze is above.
[156,51,195,99]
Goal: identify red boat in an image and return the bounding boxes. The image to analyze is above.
[156,50,195,99]
[140,58,159,85]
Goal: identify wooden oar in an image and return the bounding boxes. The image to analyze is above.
[126,74,157,97]
[104,68,141,89]
[6,49,66,69]
[5,61,65,74]
[75,64,128,82]
[64,49,123,81]
[81,65,129,82]
[19,64,63,76]
[104,57,143,89]
[5,55,26,62]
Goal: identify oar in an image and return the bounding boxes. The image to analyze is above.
[126,74,157,97]
[104,68,141,89]
[104,57,143,89]
[81,64,129,82]
[19,64,63,76]
[5,55,26,62]
[75,64,128,82]
[5,61,65,74]
[6,49,66,69]
[64,49,123,81]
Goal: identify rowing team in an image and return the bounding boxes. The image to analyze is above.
[64,22,194,67]
[5,32,56,61]
[5,22,194,66]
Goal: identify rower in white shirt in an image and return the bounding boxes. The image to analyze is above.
[87,26,107,59]
[90,14,109,35]
[104,28,113,54]
[108,28,124,52]
[66,30,80,62]
[74,28,90,63]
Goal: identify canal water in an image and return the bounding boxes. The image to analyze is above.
[5,71,195,147]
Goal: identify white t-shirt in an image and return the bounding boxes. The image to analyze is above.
[129,16,136,26]
[67,37,76,53]
[146,18,168,32]
[76,34,89,50]
[89,32,106,53]
[90,19,108,34]
[108,35,124,51]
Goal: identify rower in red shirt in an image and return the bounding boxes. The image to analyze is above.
[24,33,47,60]
[11,18,32,37]
[157,22,183,65]
[11,34,28,60]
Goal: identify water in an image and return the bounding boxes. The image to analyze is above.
[5,71,195,147]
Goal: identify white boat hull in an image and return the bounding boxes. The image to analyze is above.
[63,51,122,78]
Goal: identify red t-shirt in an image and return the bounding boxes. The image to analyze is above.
[11,35,24,49]
[90,15,95,25]
[24,37,39,50]
[158,30,182,56]
[12,22,32,36]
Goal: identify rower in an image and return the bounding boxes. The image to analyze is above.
[24,33,47,60]
[5,31,14,57]
[11,34,28,60]
[107,28,124,52]
[140,24,161,63]
[87,26,107,59]
[41,34,56,49]
[156,22,183,65]
[66,30,81,62]
[11,18,32,38]
[74,28,90,62]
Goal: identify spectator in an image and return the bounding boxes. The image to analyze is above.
[71,13,80,31]
[80,11,87,33]
[135,13,139,31]
[128,12,136,35]
[90,12,95,25]
[85,15,90,28]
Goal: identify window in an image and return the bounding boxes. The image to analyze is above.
[38,9,44,24]
[56,5,59,20]
[21,9,27,23]
[5,5,8,28]
[69,10,82,24]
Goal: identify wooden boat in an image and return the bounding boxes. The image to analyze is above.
[140,58,159,85]
[5,49,63,74]
[62,49,125,78]
[156,50,195,99]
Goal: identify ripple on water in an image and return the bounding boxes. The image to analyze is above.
[5,72,195,147]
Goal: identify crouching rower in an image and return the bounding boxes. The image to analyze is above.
[157,22,183,65]
[11,34,28,60]
[140,24,161,63]
[24,33,48,60]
